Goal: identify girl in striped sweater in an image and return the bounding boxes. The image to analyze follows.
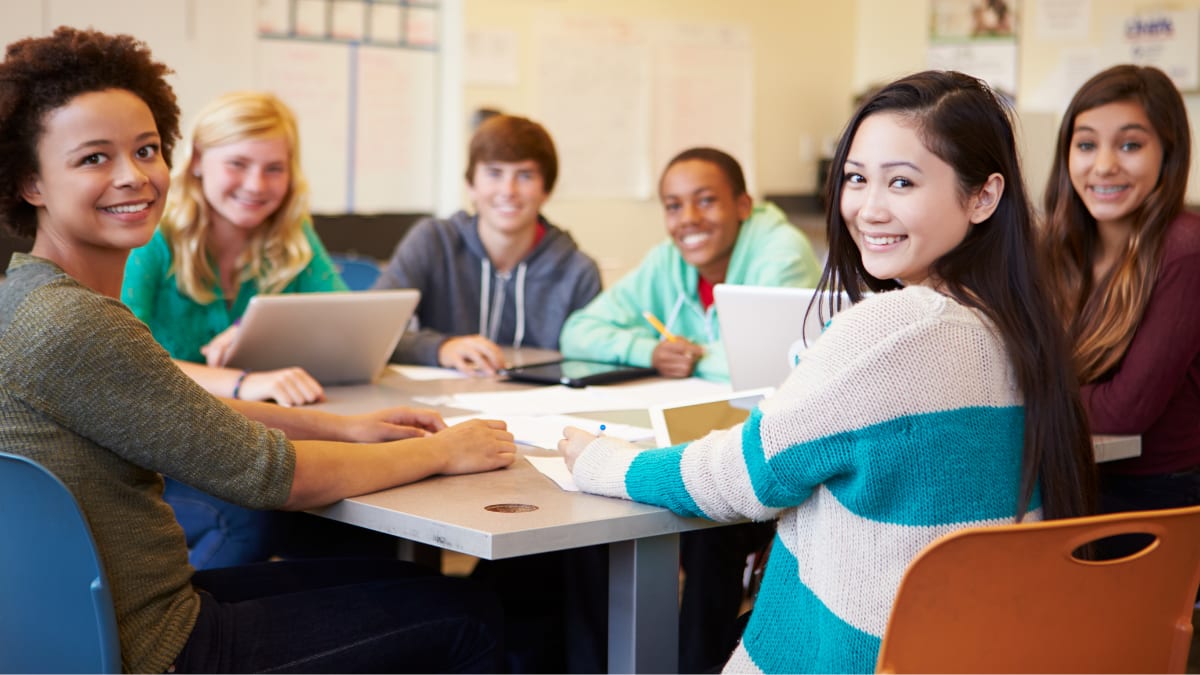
[559,71,1098,673]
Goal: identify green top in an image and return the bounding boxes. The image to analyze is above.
[559,202,822,381]
[121,221,348,362]
[0,254,295,673]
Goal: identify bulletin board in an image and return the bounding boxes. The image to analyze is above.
[255,0,440,213]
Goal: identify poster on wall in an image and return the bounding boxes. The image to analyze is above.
[927,0,1019,100]
[1115,10,1200,92]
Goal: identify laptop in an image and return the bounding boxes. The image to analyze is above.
[224,289,420,385]
[714,285,849,391]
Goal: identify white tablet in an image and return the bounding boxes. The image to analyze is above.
[224,289,420,384]
[648,387,774,447]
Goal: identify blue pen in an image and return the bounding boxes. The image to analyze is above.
[598,424,606,436]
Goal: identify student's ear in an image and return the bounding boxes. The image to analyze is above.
[20,175,45,207]
[735,192,752,222]
[969,173,1005,224]
[189,152,202,179]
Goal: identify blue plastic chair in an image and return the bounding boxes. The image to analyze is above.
[330,253,382,291]
[0,452,121,673]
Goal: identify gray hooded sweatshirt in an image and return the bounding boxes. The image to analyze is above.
[373,210,602,365]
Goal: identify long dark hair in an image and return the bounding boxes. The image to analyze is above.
[1041,65,1189,382]
[818,70,1096,520]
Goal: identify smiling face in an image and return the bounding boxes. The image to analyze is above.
[195,135,291,234]
[659,159,752,283]
[840,112,995,287]
[1068,100,1164,232]
[467,159,549,235]
[22,88,167,255]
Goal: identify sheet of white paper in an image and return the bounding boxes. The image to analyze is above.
[388,364,468,381]
[444,414,654,450]
[443,413,653,492]
[447,386,615,415]
[448,378,731,415]
[587,377,732,409]
[524,455,579,492]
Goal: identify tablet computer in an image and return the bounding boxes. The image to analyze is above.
[224,289,420,385]
[502,360,657,388]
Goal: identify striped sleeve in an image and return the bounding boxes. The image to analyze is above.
[573,287,1028,527]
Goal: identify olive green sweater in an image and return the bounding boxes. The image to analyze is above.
[0,254,295,673]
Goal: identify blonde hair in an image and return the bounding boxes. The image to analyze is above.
[162,91,312,304]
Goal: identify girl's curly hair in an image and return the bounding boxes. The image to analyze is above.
[0,26,180,236]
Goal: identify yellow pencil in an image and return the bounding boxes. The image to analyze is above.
[642,311,679,342]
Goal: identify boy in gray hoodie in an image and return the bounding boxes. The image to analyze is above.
[374,115,600,374]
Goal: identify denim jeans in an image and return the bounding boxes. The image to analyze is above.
[172,558,504,673]
[164,478,398,569]
[1097,468,1200,559]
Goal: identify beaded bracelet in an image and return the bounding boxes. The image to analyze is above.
[232,370,249,399]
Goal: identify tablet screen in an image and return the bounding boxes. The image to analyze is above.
[503,360,657,388]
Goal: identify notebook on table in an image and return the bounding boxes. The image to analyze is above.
[714,285,850,391]
[224,289,420,385]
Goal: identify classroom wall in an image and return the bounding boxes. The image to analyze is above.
[854,0,1200,208]
[8,1,1200,287]
[0,0,259,148]
[0,0,455,217]
[460,0,858,285]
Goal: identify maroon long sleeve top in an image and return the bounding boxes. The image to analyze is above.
[1084,211,1200,475]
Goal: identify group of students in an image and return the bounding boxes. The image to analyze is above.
[0,24,1196,675]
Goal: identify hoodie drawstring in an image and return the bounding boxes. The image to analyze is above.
[665,292,716,342]
[513,262,527,349]
[478,258,528,349]
[479,258,492,339]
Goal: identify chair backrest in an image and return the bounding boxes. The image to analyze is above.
[330,253,383,291]
[0,452,120,674]
[876,505,1200,674]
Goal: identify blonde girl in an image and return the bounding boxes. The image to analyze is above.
[123,91,346,407]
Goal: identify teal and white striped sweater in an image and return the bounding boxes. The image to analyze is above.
[572,285,1039,673]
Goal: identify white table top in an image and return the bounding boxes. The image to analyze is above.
[310,364,1142,559]
[310,366,718,560]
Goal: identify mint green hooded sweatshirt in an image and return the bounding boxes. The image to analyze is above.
[559,202,821,382]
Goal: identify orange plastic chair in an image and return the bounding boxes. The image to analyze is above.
[876,505,1200,674]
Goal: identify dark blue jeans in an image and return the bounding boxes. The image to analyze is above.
[164,479,398,569]
[1097,468,1200,559]
[172,558,504,673]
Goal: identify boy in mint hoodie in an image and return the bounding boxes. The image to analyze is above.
[558,147,821,673]
[559,147,820,382]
